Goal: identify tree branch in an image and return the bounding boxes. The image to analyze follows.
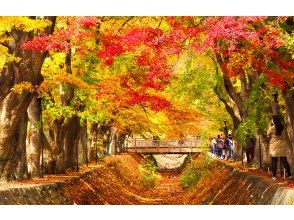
[213,85,241,130]
[215,53,245,119]
[118,17,133,33]
[0,42,13,53]
[213,62,242,130]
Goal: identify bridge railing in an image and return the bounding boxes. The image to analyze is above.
[125,137,201,152]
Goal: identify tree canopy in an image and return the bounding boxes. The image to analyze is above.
[0,16,293,180]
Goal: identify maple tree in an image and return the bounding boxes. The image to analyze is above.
[0,16,293,181]
[0,16,56,180]
[26,17,103,173]
[200,16,293,153]
[99,16,294,166]
[18,16,181,171]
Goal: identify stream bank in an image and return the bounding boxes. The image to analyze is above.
[0,153,294,204]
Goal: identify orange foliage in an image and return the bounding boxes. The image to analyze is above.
[163,106,202,139]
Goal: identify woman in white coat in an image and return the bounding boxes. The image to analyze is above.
[267,115,292,180]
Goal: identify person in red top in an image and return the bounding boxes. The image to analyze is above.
[216,134,224,159]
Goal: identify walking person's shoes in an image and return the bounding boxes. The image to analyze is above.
[288,176,293,180]
[272,177,277,181]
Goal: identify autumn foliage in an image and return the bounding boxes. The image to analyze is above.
[200,16,294,89]
[15,16,293,143]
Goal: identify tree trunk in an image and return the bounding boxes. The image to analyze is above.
[27,96,42,177]
[249,134,271,169]
[0,17,56,181]
[282,89,294,149]
[78,122,88,165]
[12,113,29,180]
[48,45,80,172]
[100,124,112,155]
[51,119,66,173]
[260,134,270,167]
[116,132,127,153]
[213,64,242,130]
[216,56,245,119]
[0,112,29,180]
[41,129,55,174]
[214,55,271,168]
[214,86,242,130]
[63,116,78,170]
[108,127,117,155]
[88,123,98,162]
[0,93,32,180]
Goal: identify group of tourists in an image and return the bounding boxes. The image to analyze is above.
[209,114,293,181]
[210,134,236,161]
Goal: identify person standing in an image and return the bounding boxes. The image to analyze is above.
[267,115,293,180]
[216,134,224,159]
[224,135,230,160]
[210,137,217,156]
[245,136,255,164]
[226,134,235,160]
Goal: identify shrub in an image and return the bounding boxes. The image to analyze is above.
[180,154,212,189]
[139,156,161,188]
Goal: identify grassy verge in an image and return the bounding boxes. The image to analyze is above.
[139,155,161,188]
[180,153,212,189]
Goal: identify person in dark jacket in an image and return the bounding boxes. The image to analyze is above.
[216,134,224,159]
[245,136,255,164]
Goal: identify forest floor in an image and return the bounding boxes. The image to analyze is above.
[1,153,294,204]
[0,164,101,190]
[138,171,186,204]
[62,154,294,204]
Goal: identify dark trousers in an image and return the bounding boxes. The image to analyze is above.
[217,148,223,158]
[245,147,254,163]
[271,156,292,177]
